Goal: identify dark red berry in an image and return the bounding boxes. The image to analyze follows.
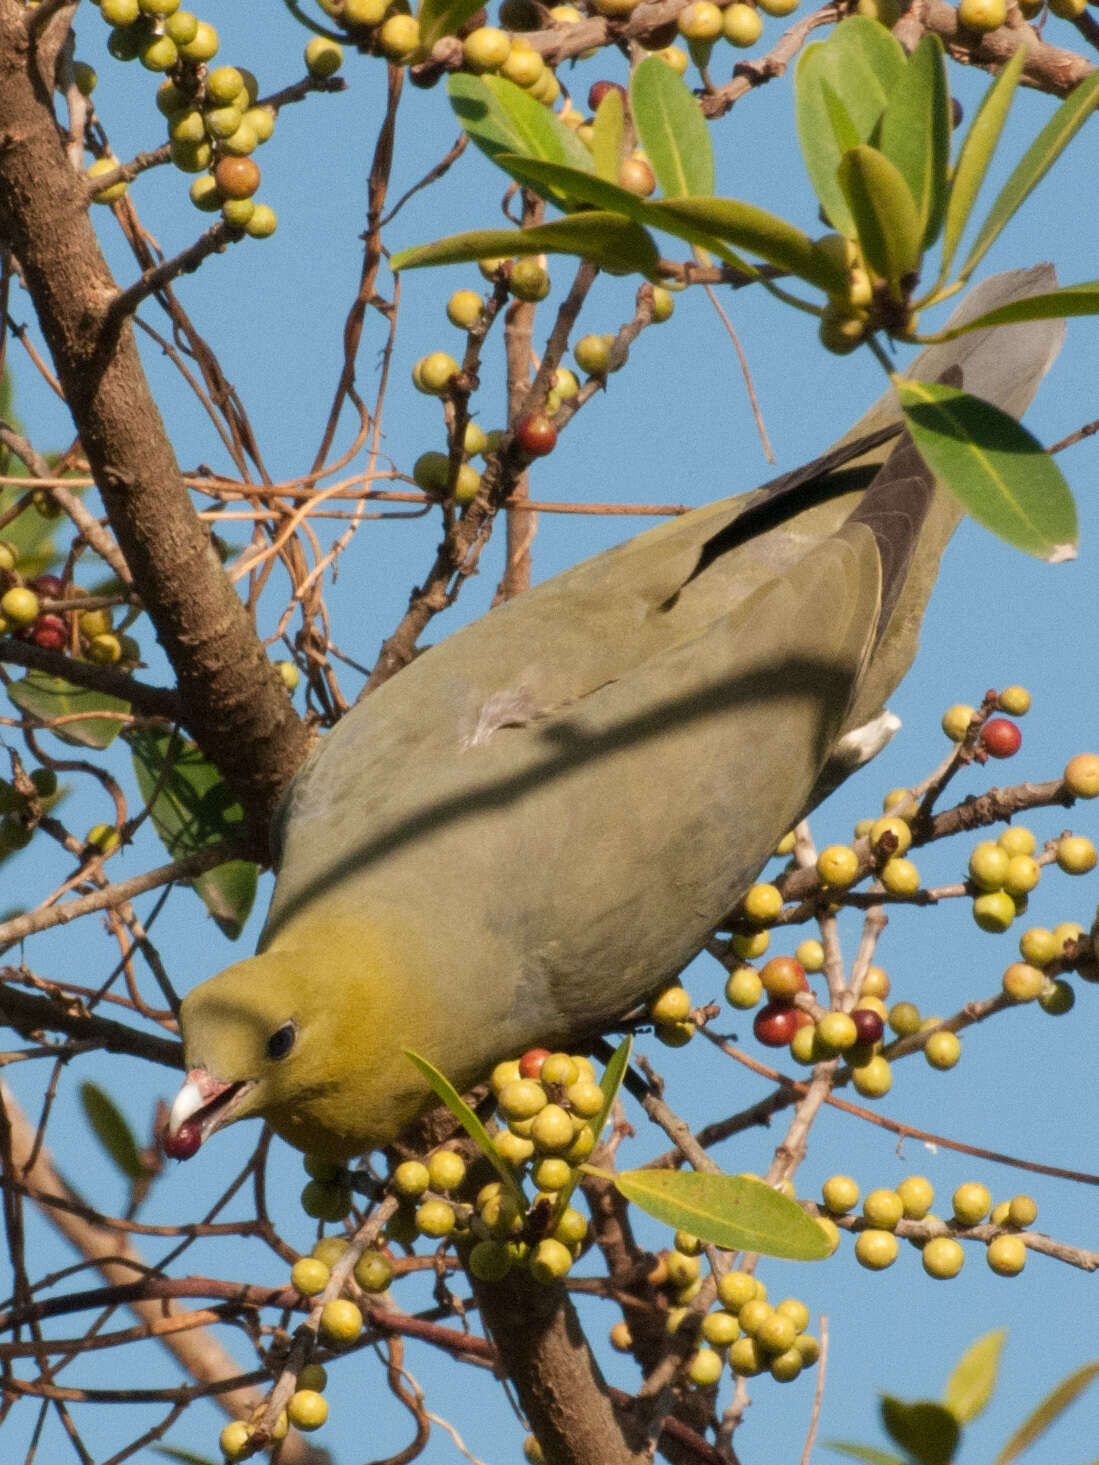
[850,1008,885,1045]
[753,1002,802,1048]
[162,1120,202,1160]
[518,1047,551,1079]
[980,718,1022,759]
[28,574,64,600]
[514,412,557,457]
[30,614,68,651]
[588,80,626,111]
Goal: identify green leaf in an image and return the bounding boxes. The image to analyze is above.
[937,45,1025,286]
[614,1170,832,1260]
[79,1080,145,1181]
[934,282,1099,337]
[827,1444,908,1465]
[403,1049,526,1205]
[128,730,256,938]
[498,159,750,269]
[646,196,848,294]
[417,0,486,55]
[944,1330,1006,1424]
[391,212,660,277]
[992,1360,1099,1465]
[594,1035,632,1136]
[630,54,714,198]
[837,145,922,296]
[590,86,625,184]
[878,35,950,249]
[6,671,128,749]
[795,17,906,233]
[880,1398,960,1465]
[898,380,1077,562]
[961,66,1099,283]
[447,73,593,193]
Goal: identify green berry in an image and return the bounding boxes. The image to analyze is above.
[736,1298,773,1336]
[85,159,127,205]
[973,890,1015,933]
[353,1249,394,1291]
[1038,977,1075,1015]
[654,1019,694,1047]
[573,333,614,375]
[769,1346,804,1382]
[413,351,459,395]
[552,1207,588,1246]
[854,1229,898,1270]
[469,1239,513,1280]
[756,1311,797,1354]
[463,25,512,71]
[1019,926,1057,966]
[311,1236,349,1267]
[922,1236,965,1279]
[222,198,255,229]
[298,1362,327,1392]
[101,0,140,23]
[716,1270,759,1310]
[73,60,98,93]
[305,38,344,77]
[730,928,769,960]
[728,1335,766,1375]
[924,1030,961,1069]
[564,1078,603,1117]
[702,1309,740,1345]
[530,1103,575,1153]
[287,1388,328,1431]
[815,1011,857,1053]
[822,1174,859,1214]
[300,1179,352,1220]
[1003,855,1040,897]
[952,1181,991,1225]
[498,1077,547,1121]
[509,258,551,302]
[171,139,211,175]
[291,1257,330,1295]
[447,289,485,329]
[529,1237,573,1282]
[776,1297,810,1331]
[650,286,675,322]
[851,1054,892,1097]
[862,1188,903,1230]
[880,857,920,895]
[415,1199,456,1237]
[427,1150,466,1192]
[140,35,179,71]
[244,204,277,238]
[650,985,691,1022]
[392,1159,430,1197]
[177,20,219,61]
[318,1298,363,1345]
[164,10,198,43]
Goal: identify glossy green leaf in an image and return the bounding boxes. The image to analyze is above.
[878,35,950,249]
[590,86,625,184]
[837,145,922,295]
[79,1080,145,1181]
[447,73,593,190]
[404,1049,526,1204]
[937,45,1025,285]
[934,282,1099,338]
[614,1170,832,1260]
[418,0,486,55]
[826,1446,907,1465]
[961,67,1099,282]
[391,212,660,277]
[880,1398,960,1465]
[630,54,714,198]
[646,196,848,294]
[129,730,257,938]
[944,1330,1006,1424]
[795,17,906,232]
[992,1360,1099,1465]
[594,1035,632,1137]
[898,380,1077,562]
[6,671,128,749]
[499,159,751,268]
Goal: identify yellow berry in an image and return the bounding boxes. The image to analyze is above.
[741,882,783,924]
[851,1054,892,1097]
[896,1175,934,1219]
[869,815,912,858]
[219,1420,253,1459]
[924,1030,961,1069]
[731,928,770,960]
[1002,961,1045,1002]
[817,844,860,888]
[999,826,1037,857]
[972,891,1015,933]
[311,1236,349,1267]
[922,1236,965,1279]
[291,1258,330,1295]
[854,1229,898,1270]
[287,1388,329,1431]
[1056,835,1097,875]
[952,1181,991,1225]
[1009,1194,1038,1226]
[318,1298,363,1345]
[796,939,825,972]
[880,857,920,896]
[821,1174,859,1214]
[986,1233,1027,1275]
[650,985,691,1023]
[998,685,1031,716]
[725,965,763,1009]
[1065,753,1099,799]
[942,704,976,742]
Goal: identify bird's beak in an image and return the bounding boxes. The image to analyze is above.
[162,1068,251,1160]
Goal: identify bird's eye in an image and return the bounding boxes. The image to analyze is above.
[265,1023,296,1061]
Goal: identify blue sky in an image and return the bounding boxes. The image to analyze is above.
[5,4,1099,1463]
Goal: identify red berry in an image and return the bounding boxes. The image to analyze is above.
[519,1047,551,1079]
[980,718,1022,759]
[28,574,64,600]
[760,956,808,999]
[588,80,626,111]
[30,614,68,651]
[753,1001,808,1048]
[514,413,557,457]
[850,1008,885,1045]
[162,1121,201,1160]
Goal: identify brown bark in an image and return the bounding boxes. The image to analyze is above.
[0,3,310,856]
